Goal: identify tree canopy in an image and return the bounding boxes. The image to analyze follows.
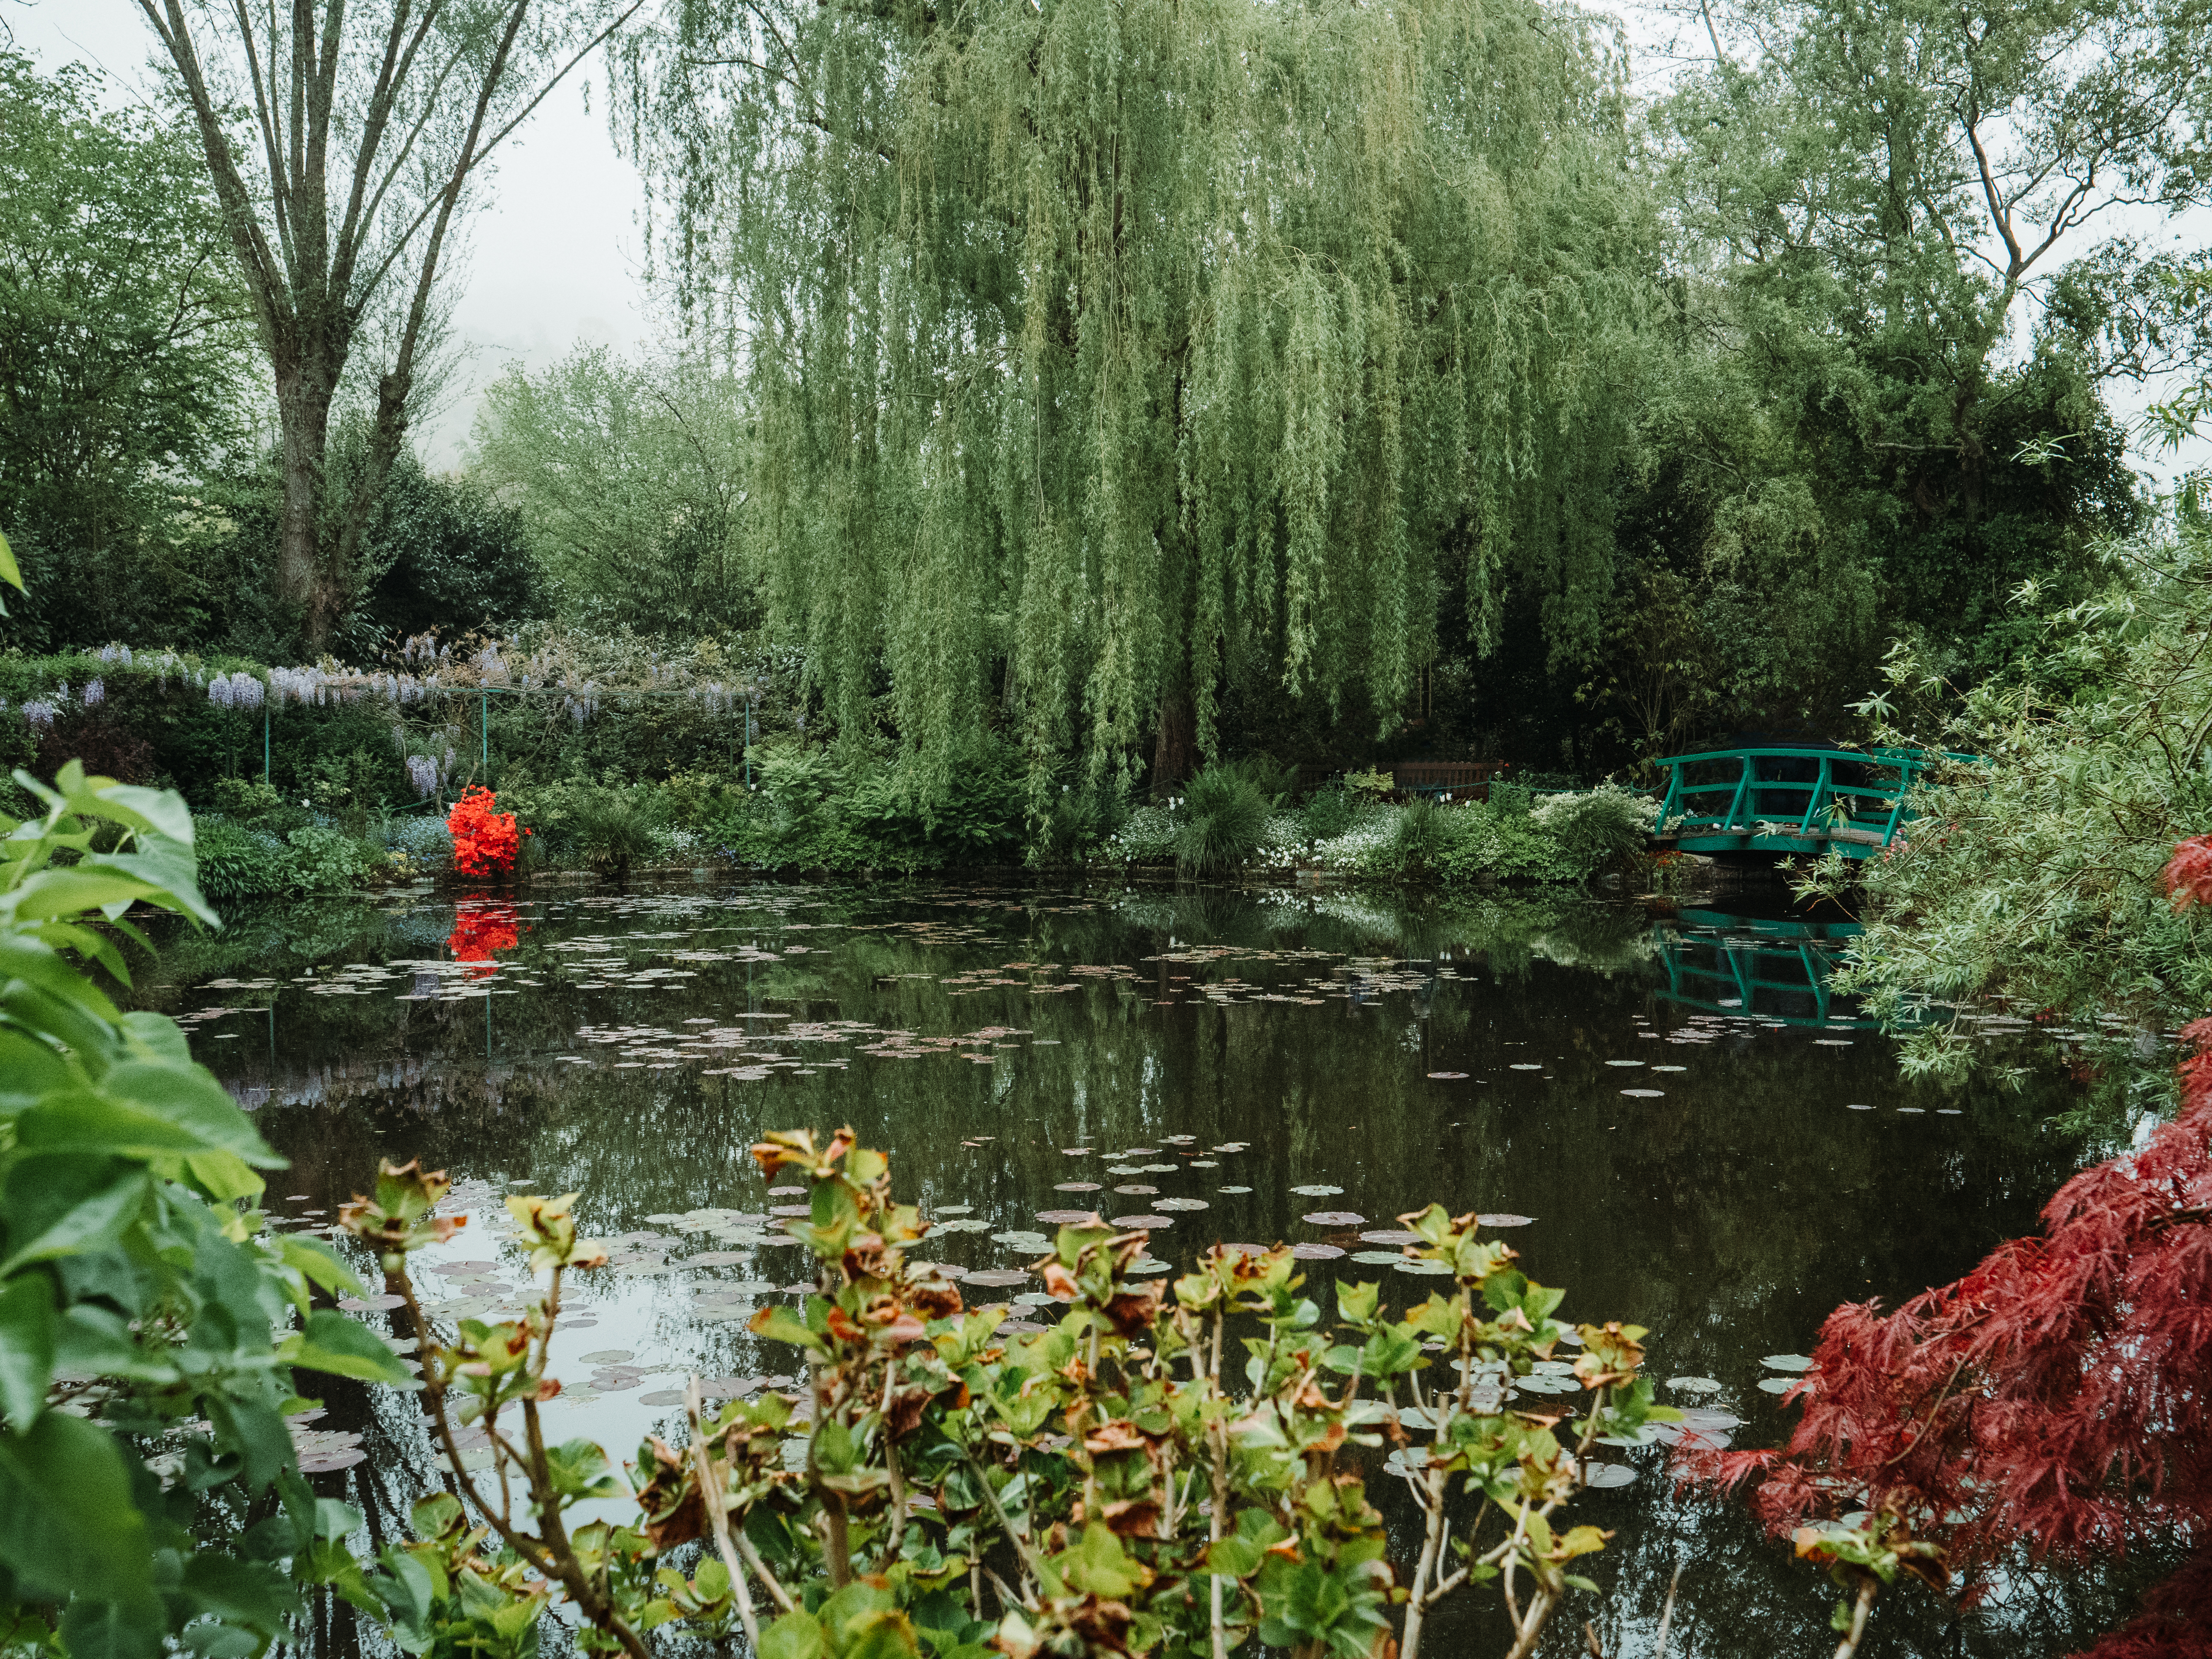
[615,0,1658,796]
[0,52,256,651]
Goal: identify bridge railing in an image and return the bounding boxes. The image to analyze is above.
[1653,745,1970,852]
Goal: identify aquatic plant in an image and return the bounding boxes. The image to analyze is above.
[335,1127,1672,1659]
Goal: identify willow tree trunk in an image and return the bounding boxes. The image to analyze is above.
[1151,689,1197,800]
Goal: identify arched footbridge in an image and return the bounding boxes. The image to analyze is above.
[1651,744,1971,861]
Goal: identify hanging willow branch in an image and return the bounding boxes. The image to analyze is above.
[613,0,1653,802]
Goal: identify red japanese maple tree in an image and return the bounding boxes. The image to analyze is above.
[1685,837,2212,1656]
[446,785,522,878]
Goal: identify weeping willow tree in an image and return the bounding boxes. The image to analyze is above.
[614,0,1654,798]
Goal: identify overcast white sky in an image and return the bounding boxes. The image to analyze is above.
[7,0,652,465]
[10,0,2204,486]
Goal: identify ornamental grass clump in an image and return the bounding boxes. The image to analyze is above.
[1174,761,1275,877]
[333,1127,1674,1659]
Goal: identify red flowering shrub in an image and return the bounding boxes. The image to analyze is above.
[446,785,522,878]
[447,899,521,977]
[1687,839,2212,1655]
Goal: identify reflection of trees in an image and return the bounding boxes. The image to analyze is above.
[174,880,2124,1654]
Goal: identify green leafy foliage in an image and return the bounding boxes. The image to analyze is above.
[1810,525,2212,1104]
[613,0,1652,791]
[1174,762,1278,878]
[0,761,427,1659]
[340,1123,1668,1659]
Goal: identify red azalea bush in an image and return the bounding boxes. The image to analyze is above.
[446,785,522,878]
[1688,841,2212,1656]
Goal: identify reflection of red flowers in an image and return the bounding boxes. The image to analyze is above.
[447,785,523,877]
[448,899,521,978]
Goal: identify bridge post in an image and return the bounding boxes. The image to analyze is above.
[1723,754,1752,830]
[1880,756,1915,847]
[1798,756,1831,834]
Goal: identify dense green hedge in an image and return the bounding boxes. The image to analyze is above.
[0,650,757,810]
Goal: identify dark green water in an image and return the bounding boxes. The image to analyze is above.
[148,877,2131,1657]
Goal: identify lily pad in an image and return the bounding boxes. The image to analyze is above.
[1153,1197,1209,1212]
[1581,1463,1637,1488]
[579,1349,636,1364]
[1359,1229,1419,1245]
[1054,1182,1103,1193]
[1757,1376,1799,1394]
[1290,1243,1345,1260]
[1762,1353,1815,1371]
[964,1269,1030,1288]
[1302,1211,1365,1227]
[1426,1071,1468,1080]
[1666,1376,1723,1394]
[1619,1088,1665,1098]
[1350,1250,1407,1265]
[992,1231,1052,1249]
[1114,1184,1158,1195]
[1035,1210,1100,1225]
[1109,1214,1172,1229]
[932,1218,991,1233]
[1218,1185,1254,1194]
[936,1205,975,1215]
[1393,1259,1452,1276]
[1476,1214,1534,1228]
[1288,1184,1344,1197]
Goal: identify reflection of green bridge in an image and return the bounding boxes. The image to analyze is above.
[1655,909,1871,1028]
[1653,745,1965,860]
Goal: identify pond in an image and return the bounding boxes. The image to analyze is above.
[146,877,2132,1657]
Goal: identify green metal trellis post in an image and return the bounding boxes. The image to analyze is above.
[262,705,269,782]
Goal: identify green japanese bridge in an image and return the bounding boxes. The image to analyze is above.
[1652,744,1962,861]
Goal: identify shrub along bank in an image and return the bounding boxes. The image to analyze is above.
[183,765,1658,897]
[7,645,1657,893]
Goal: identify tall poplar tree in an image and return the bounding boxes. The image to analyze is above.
[137,0,643,649]
[616,0,1655,796]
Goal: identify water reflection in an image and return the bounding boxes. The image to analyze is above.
[1656,907,1872,1029]
[140,880,2117,1656]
